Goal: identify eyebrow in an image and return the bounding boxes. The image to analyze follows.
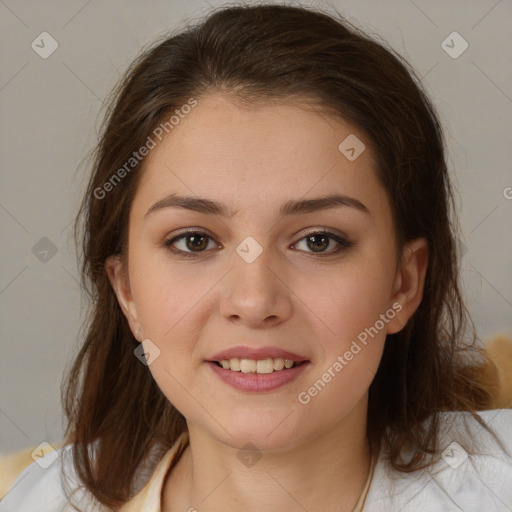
[144,193,370,220]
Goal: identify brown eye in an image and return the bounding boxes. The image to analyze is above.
[293,230,353,255]
[184,233,209,251]
[163,229,353,258]
[164,231,216,257]
[306,233,330,252]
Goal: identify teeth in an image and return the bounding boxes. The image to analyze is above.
[240,359,256,373]
[273,358,285,370]
[217,357,299,373]
[229,358,240,371]
[257,359,273,374]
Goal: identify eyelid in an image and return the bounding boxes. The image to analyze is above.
[166,226,348,242]
[163,226,353,257]
[295,226,349,241]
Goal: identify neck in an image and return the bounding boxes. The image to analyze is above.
[163,400,373,512]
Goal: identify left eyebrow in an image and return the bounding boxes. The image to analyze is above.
[144,193,370,220]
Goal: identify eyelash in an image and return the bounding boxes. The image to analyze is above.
[162,228,354,258]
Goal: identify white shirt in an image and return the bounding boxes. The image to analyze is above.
[1,409,511,511]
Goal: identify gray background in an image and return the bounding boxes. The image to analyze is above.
[1,0,511,455]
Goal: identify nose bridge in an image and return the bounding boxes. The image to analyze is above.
[220,235,291,324]
[233,235,277,297]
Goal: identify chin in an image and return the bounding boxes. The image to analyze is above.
[206,410,311,452]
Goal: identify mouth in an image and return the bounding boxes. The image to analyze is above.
[205,358,310,392]
[209,357,308,374]
[205,345,310,391]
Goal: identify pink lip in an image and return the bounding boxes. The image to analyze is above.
[205,360,310,392]
[207,345,309,362]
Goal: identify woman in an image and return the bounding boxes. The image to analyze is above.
[2,4,511,511]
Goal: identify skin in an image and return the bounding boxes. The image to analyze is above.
[106,92,428,511]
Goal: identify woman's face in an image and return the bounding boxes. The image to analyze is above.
[107,92,425,451]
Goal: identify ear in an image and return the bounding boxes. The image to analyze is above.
[386,237,429,335]
[105,254,142,341]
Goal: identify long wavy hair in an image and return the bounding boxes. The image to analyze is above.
[63,3,503,509]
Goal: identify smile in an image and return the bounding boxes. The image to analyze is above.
[205,359,310,392]
[214,357,304,373]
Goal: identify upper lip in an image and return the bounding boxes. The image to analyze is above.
[208,345,309,362]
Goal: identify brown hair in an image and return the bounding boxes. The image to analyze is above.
[63,3,504,509]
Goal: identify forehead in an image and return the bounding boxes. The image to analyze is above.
[131,92,392,227]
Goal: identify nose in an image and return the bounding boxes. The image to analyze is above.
[219,241,293,328]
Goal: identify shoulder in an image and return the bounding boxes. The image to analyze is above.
[0,444,107,512]
[0,439,174,512]
[365,409,512,511]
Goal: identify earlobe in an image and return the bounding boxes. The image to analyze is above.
[105,255,141,339]
[386,237,429,335]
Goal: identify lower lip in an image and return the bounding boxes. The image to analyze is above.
[205,361,310,392]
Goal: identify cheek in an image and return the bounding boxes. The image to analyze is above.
[304,255,395,350]
[296,263,392,412]
[296,339,384,426]
[129,248,208,340]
